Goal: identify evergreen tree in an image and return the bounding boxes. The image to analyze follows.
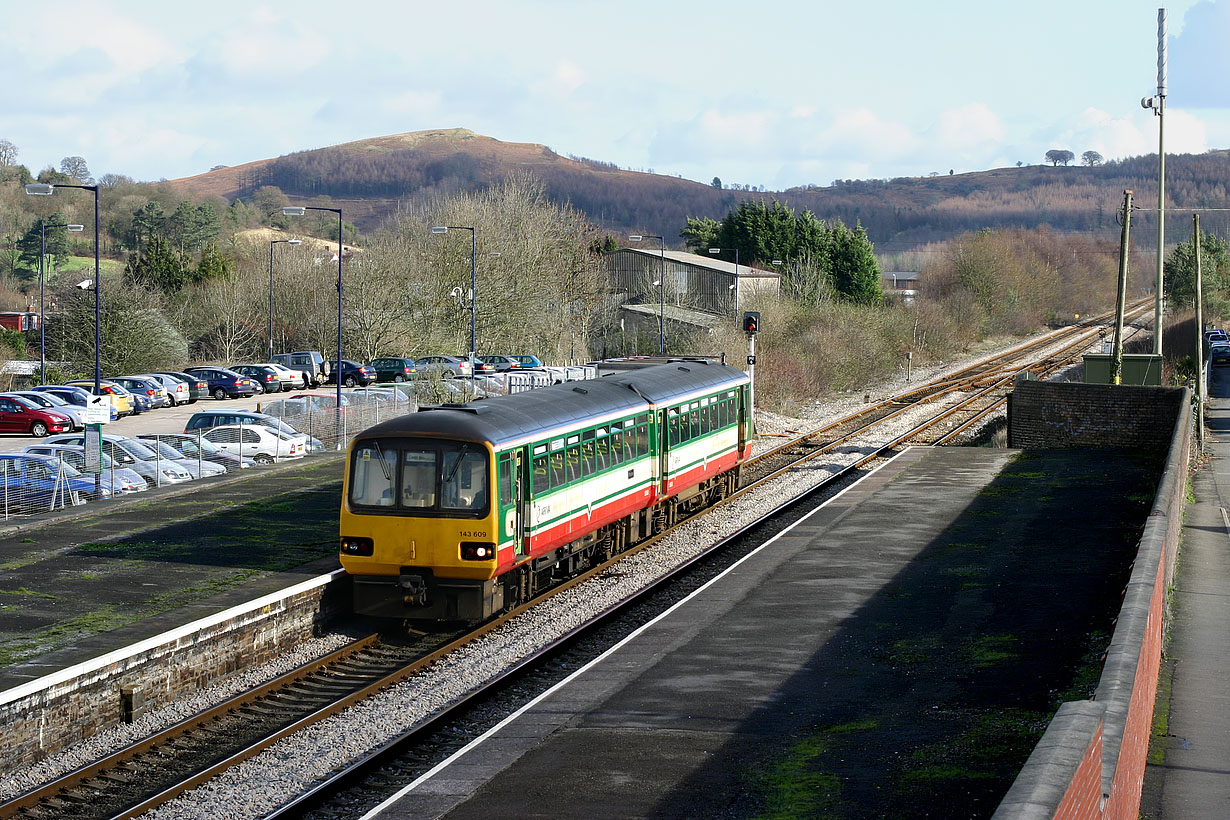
[829,224,883,304]
[127,201,166,252]
[125,234,189,293]
[192,243,234,283]
[16,212,72,278]
[1164,229,1230,309]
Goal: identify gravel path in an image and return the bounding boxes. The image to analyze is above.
[0,326,1115,818]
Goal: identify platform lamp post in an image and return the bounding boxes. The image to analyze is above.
[708,247,739,318]
[629,235,665,354]
[26,182,100,393]
[268,238,302,363]
[282,206,343,447]
[36,220,84,384]
[431,226,477,374]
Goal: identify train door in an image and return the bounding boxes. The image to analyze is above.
[515,449,530,556]
[497,451,527,558]
[738,385,751,454]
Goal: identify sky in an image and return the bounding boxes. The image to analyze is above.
[4,0,1229,191]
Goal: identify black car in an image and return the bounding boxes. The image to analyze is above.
[183,366,258,400]
[324,360,377,387]
[1211,343,1230,366]
[230,364,285,394]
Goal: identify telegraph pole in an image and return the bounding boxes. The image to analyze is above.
[1142,8,1168,355]
[1194,214,1205,446]
[1113,190,1133,386]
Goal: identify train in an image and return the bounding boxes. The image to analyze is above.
[338,360,754,622]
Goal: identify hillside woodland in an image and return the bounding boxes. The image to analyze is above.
[0,130,1220,409]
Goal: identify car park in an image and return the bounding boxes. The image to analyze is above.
[368,357,418,383]
[138,373,192,406]
[183,366,258,400]
[149,371,207,403]
[200,424,306,464]
[136,433,253,472]
[65,380,135,416]
[110,375,169,409]
[44,434,193,488]
[0,453,107,509]
[31,385,118,422]
[0,395,74,437]
[5,391,87,431]
[413,355,471,378]
[325,360,377,387]
[22,444,146,495]
[230,364,285,394]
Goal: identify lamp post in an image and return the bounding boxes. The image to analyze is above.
[431,226,477,374]
[35,220,84,384]
[708,247,739,318]
[629,234,665,354]
[268,238,302,362]
[25,182,100,393]
[283,206,343,445]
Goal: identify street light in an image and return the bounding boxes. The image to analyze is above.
[26,182,100,393]
[630,234,665,354]
[34,220,84,384]
[431,225,478,374]
[268,238,302,362]
[708,247,739,318]
[283,205,343,446]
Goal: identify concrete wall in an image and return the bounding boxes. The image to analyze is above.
[993,385,1191,820]
[1007,380,1185,450]
[0,570,349,771]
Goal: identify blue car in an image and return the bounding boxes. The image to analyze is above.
[0,453,111,510]
[184,367,258,400]
[31,385,119,422]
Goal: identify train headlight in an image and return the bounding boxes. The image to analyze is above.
[461,541,497,561]
[340,536,374,556]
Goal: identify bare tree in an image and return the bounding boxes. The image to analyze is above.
[59,156,92,184]
[0,139,17,167]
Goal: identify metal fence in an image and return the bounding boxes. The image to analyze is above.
[0,457,86,519]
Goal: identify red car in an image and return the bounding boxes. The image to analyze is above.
[0,395,74,437]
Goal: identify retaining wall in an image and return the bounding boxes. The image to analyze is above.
[0,570,348,771]
[993,383,1190,820]
[1007,380,1185,451]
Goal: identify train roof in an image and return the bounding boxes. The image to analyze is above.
[357,360,748,448]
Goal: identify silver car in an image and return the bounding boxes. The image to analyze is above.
[43,434,193,488]
[5,391,87,430]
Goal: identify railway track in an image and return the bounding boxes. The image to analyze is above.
[0,304,1153,820]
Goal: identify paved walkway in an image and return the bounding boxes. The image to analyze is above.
[1142,371,1230,819]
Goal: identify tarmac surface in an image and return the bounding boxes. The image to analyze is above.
[1140,370,1230,820]
[366,445,1159,820]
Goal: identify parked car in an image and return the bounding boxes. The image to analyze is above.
[138,373,192,406]
[0,395,75,437]
[261,362,308,390]
[1211,343,1230,366]
[413,355,472,378]
[230,364,285,394]
[507,354,545,369]
[368,357,418,383]
[200,424,306,464]
[185,409,316,452]
[324,360,377,387]
[6,391,87,431]
[476,354,521,373]
[110,375,169,409]
[149,371,208,403]
[31,385,118,422]
[272,351,327,386]
[0,453,107,509]
[134,437,227,479]
[22,444,146,496]
[347,386,415,409]
[44,434,193,488]
[136,432,253,472]
[65,380,135,416]
[183,366,258,400]
[258,393,352,426]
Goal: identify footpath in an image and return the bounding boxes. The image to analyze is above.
[1142,380,1230,819]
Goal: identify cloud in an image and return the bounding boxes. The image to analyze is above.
[1169,0,1230,108]
[1052,106,1207,160]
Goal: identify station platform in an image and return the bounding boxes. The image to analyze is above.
[368,444,1162,820]
[0,453,345,691]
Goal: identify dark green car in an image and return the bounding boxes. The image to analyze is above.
[368,357,418,383]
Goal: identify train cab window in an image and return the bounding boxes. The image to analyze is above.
[350,443,398,506]
[401,450,438,508]
[442,447,487,511]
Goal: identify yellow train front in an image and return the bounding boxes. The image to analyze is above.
[340,361,752,623]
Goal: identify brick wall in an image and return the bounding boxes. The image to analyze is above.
[1007,381,1185,450]
[0,571,349,771]
[992,386,1191,820]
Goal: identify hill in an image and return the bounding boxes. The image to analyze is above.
[165,129,1230,251]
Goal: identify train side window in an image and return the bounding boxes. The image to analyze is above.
[610,430,624,465]
[690,409,700,439]
[549,451,566,488]
[719,399,729,428]
[498,456,514,506]
[581,440,596,476]
[637,424,650,457]
[566,445,581,483]
[533,454,549,492]
[668,410,680,446]
[595,435,609,471]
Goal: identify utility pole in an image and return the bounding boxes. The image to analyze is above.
[1113,190,1133,385]
[1194,214,1205,447]
[1142,8,1168,355]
